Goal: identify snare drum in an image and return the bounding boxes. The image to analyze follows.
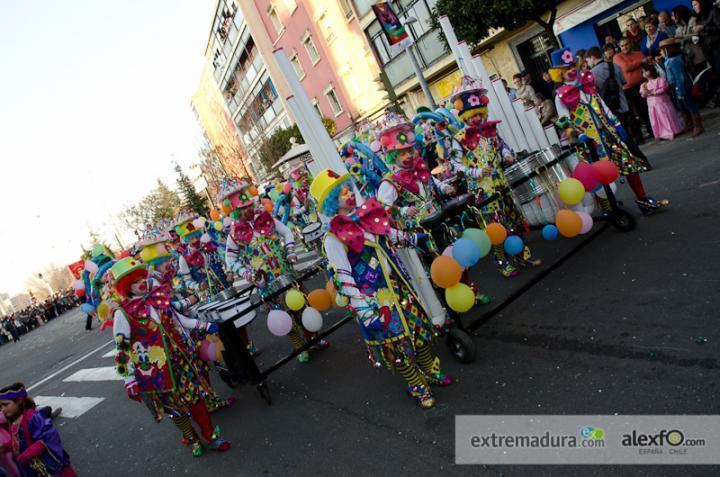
[507,148,571,226]
[302,222,324,242]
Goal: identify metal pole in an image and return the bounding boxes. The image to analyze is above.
[406,45,437,109]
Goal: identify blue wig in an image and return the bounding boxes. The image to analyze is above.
[321,178,354,217]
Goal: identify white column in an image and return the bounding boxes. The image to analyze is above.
[490,79,529,152]
[525,106,551,149]
[544,124,561,147]
[272,48,347,175]
[512,99,539,152]
[438,15,471,76]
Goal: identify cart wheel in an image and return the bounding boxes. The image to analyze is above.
[257,382,272,405]
[446,328,477,364]
[218,369,238,389]
[607,208,636,232]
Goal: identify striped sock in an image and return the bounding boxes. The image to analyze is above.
[396,362,427,387]
[171,414,195,440]
[415,343,437,375]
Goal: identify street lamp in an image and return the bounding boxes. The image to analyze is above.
[403,16,437,109]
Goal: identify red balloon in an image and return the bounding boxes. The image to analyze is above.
[572,162,599,192]
[591,160,619,185]
[74,288,85,297]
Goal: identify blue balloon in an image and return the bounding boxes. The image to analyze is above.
[452,238,481,268]
[503,235,524,256]
[542,224,559,241]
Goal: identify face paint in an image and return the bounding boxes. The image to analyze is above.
[339,186,356,212]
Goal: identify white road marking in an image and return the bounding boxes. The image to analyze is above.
[27,341,114,391]
[34,396,105,418]
[63,366,123,382]
[102,349,117,358]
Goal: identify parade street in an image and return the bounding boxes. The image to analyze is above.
[2,116,719,477]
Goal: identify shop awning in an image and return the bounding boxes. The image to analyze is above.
[553,0,625,35]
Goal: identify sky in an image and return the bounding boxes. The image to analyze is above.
[0,0,215,295]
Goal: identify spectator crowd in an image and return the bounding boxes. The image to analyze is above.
[503,0,719,144]
[0,290,80,345]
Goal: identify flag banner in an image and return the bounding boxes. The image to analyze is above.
[372,2,413,53]
[68,259,85,280]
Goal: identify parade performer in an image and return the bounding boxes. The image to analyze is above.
[218,178,326,363]
[175,210,231,299]
[0,383,77,476]
[110,257,230,456]
[374,114,451,326]
[446,77,541,277]
[139,225,234,413]
[311,169,452,409]
[549,48,669,215]
[80,244,115,330]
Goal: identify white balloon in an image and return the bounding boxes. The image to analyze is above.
[442,246,453,257]
[192,218,206,229]
[200,233,211,244]
[301,307,323,333]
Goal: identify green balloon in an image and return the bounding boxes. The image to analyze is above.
[462,228,491,258]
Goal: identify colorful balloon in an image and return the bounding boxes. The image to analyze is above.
[199,340,212,362]
[430,256,462,288]
[485,223,507,245]
[248,185,258,196]
[445,283,475,313]
[307,289,332,312]
[558,178,586,205]
[592,160,619,185]
[577,211,594,234]
[555,209,583,238]
[267,310,293,336]
[503,235,524,256]
[542,224,559,240]
[210,209,220,221]
[461,228,491,258]
[442,246,453,257]
[452,238,481,268]
[301,307,323,332]
[214,221,223,232]
[572,162,600,192]
[285,289,305,311]
[283,183,292,194]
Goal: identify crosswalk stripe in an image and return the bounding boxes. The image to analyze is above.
[63,366,123,382]
[34,396,105,418]
[101,350,117,358]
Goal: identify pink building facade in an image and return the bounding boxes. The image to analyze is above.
[247,0,356,135]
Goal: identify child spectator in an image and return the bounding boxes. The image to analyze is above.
[512,73,535,107]
[533,92,558,126]
[0,383,76,476]
[640,64,683,140]
[661,39,705,136]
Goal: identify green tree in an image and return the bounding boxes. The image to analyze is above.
[120,179,182,232]
[174,163,209,216]
[432,0,560,50]
[257,124,303,173]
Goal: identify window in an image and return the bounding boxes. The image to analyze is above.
[302,31,320,65]
[339,0,354,19]
[317,11,335,42]
[311,99,322,117]
[268,4,283,34]
[352,0,376,17]
[284,0,297,13]
[324,86,343,115]
[290,51,305,79]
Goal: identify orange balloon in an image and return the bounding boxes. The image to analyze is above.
[210,209,220,221]
[555,210,582,238]
[430,256,463,288]
[307,289,332,312]
[248,185,258,196]
[485,223,507,245]
[214,340,225,361]
[325,281,338,306]
[221,204,232,215]
[263,202,273,213]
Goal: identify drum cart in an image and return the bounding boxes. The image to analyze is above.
[196,260,353,405]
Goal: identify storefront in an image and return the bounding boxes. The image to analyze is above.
[554,0,691,53]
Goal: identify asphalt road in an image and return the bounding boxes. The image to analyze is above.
[2,114,719,476]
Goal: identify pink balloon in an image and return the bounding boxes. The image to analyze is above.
[572,162,600,192]
[283,183,292,194]
[442,246,453,257]
[578,211,594,234]
[267,309,293,336]
[206,341,217,362]
[198,340,211,362]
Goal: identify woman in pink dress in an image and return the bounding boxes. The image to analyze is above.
[640,64,684,140]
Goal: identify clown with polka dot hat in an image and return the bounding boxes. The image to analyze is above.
[310,168,453,409]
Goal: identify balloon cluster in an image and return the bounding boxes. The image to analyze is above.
[549,160,619,239]
[267,286,338,337]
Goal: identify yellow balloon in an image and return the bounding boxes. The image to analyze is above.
[285,289,305,311]
[557,178,585,205]
[445,283,475,313]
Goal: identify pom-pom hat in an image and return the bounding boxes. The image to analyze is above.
[216,177,257,209]
[376,112,416,153]
[139,224,173,265]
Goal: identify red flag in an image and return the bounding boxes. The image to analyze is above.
[68,259,85,280]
